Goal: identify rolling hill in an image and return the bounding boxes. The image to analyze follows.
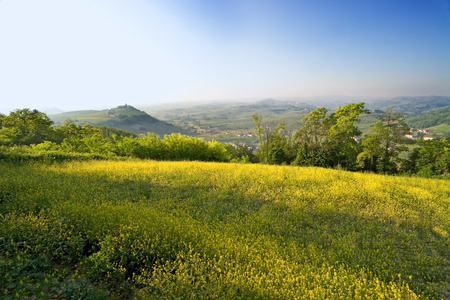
[364,95,450,116]
[148,98,315,144]
[406,106,450,129]
[50,104,191,137]
[148,96,450,143]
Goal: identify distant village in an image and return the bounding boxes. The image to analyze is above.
[405,128,434,140]
[353,128,434,143]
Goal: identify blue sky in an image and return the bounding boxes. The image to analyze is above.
[0,0,449,113]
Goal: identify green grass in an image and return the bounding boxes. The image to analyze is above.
[1,160,449,299]
[50,110,113,123]
[357,114,379,135]
[427,123,450,137]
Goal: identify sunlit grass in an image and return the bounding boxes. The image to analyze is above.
[1,160,449,298]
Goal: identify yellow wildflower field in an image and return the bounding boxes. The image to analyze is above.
[1,160,449,299]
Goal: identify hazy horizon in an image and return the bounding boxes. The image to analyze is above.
[2,94,449,116]
[1,0,449,113]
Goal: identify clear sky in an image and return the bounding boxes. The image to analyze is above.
[0,0,449,113]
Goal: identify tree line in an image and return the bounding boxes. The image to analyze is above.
[0,106,449,176]
[251,102,449,176]
[0,109,229,162]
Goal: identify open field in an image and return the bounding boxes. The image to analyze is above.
[1,160,449,299]
[427,124,450,138]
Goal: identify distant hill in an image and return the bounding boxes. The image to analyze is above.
[148,98,315,144]
[364,95,450,116]
[147,96,450,142]
[50,104,191,137]
[406,106,450,128]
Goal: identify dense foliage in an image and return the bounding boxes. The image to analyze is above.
[1,106,449,175]
[0,109,54,145]
[0,109,230,162]
[404,138,450,177]
[252,103,449,176]
[406,106,450,131]
[1,160,449,299]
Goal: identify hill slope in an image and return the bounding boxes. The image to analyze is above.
[149,98,315,143]
[406,106,450,129]
[364,95,450,116]
[50,104,191,137]
[1,160,449,298]
[149,96,450,141]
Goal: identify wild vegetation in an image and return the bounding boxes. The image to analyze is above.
[1,104,449,176]
[1,103,450,298]
[251,104,449,176]
[1,160,449,299]
[0,109,230,162]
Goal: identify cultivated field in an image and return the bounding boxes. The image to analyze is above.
[1,160,449,299]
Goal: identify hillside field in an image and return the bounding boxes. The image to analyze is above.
[1,160,449,299]
[149,99,314,144]
[49,105,190,137]
[426,124,450,138]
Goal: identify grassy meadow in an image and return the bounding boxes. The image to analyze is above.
[1,160,449,299]
[427,124,450,138]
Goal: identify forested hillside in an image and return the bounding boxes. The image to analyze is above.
[406,106,450,129]
[365,95,450,116]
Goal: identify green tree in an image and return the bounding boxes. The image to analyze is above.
[357,134,382,171]
[0,113,5,127]
[295,107,329,147]
[252,115,295,165]
[358,108,409,173]
[0,109,54,145]
[54,120,85,141]
[251,114,272,163]
[226,141,256,163]
[55,121,115,153]
[327,103,369,169]
[267,121,296,165]
[413,139,450,176]
[293,107,330,167]
[294,103,368,169]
